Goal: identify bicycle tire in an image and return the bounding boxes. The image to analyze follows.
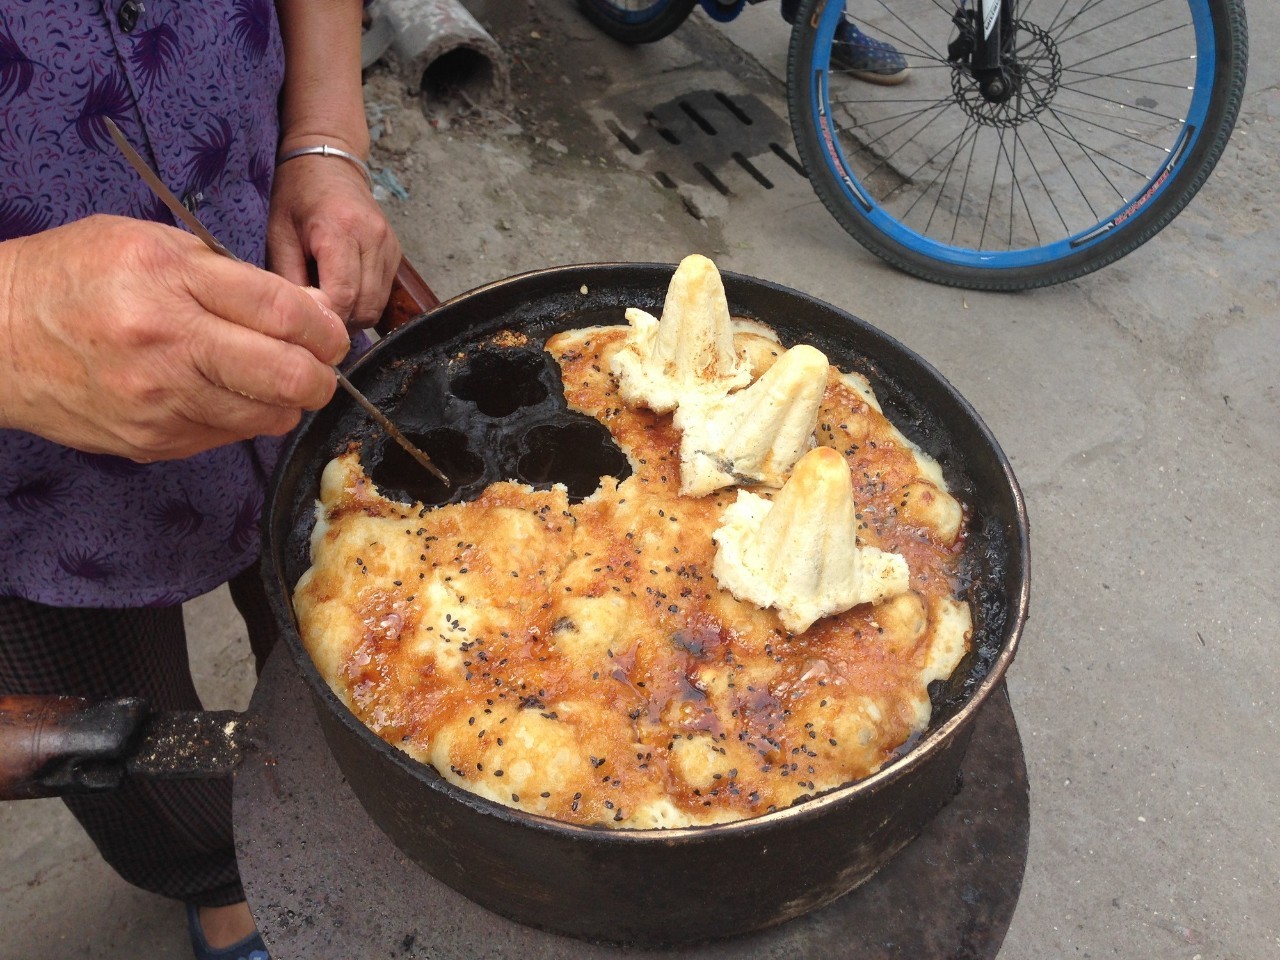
[578,0,700,44]
[786,0,1249,290]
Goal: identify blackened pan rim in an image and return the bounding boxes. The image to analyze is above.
[267,259,1030,846]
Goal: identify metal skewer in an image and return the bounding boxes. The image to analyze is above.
[331,370,448,481]
[105,119,449,486]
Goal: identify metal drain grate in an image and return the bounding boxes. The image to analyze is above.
[601,89,806,208]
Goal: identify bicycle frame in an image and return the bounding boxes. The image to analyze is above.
[949,0,1019,102]
[709,0,1016,104]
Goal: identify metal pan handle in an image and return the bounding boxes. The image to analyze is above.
[0,694,254,799]
[0,695,146,800]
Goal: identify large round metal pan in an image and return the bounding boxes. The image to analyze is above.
[262,262,1030,946]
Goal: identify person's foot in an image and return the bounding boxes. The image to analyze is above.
[187,902,270,960]
[831,22,910,85]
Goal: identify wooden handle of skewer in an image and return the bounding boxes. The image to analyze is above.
[377,257,441,336]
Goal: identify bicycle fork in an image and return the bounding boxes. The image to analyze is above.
[948,0,1019,103]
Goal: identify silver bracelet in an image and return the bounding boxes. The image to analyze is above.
[277,144,374,190]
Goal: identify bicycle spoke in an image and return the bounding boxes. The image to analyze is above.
[838,26,949,66]
[923,122,982,234]
[1060,59,1199,89]
[976,126,1006,249]
[1049,0,1118,41]
[895,126,974,219]
[950,128,983,245]
[1024,108,1102,218]
[857,101,966,184]
[1053,81,1188,126]
[1057,0,1176,47]
[920,0,955,18]
[1059,22,1192,75]
[1040,102,1170,132]
[1008,133,1021,248]
[845,101,955,153]
[819,7,952,70]
[1043,0,1080,39]
[1011,125,1055,242]
[886,105,976,203]
[1005,85,1028,247]
[1047,104,1176,157]
[1016,124,1077,238]
[836,61,956,71]
[830,96,962,108]
[1036,114,1147,189]
[853,3,948,66]
[831,100,954,133]
[1040,104,1144,189]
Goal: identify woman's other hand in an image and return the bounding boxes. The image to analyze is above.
[266,147,401,330]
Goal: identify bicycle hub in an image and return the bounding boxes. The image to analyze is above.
[948,7,1017,104]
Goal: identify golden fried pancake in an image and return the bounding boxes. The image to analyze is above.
[295,305,971,830]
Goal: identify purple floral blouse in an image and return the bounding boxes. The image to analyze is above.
[1,0,288,606]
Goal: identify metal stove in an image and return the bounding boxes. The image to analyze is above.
[234,647,1029,958]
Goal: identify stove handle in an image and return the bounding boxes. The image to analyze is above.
[377,257,440,336]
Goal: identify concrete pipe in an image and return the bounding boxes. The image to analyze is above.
[366,0,510,107]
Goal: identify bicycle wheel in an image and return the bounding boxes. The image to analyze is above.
[786,0,1248,290]
[578,0,700,44]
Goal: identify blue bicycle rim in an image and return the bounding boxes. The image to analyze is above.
[806,0,1218,271]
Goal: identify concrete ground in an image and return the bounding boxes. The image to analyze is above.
[2,2,1276,958]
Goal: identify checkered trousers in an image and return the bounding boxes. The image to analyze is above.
[0,566,278,907]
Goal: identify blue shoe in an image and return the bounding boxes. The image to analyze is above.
[831,22,910,85]
[185,904,270,960]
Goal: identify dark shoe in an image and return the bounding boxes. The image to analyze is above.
[831,23,910,85]
[186,904,270,960]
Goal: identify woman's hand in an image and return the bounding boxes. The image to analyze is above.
[0,214,350,461]
[266,148,401,329]
[271,0,401,331]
